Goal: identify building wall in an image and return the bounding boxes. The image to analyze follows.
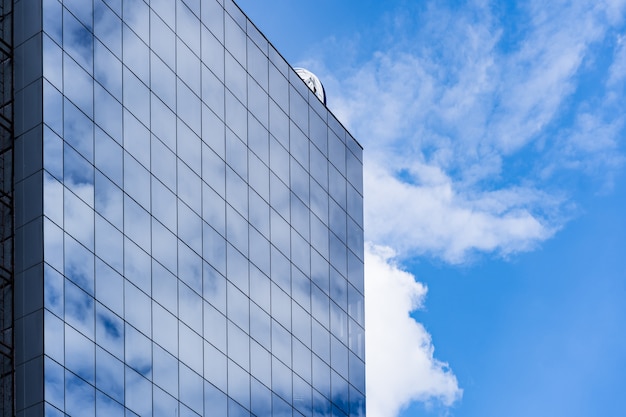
[12,0,364,416]
[0,0,16,415]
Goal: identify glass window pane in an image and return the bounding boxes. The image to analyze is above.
[95,214,123,272]
[228,321,250,370]
[123,67,150,126]
[226,207,248,259]
[202,182,226,236]
[269,64,288,115]
[228,360,250,409]
[64,98,94,163]
[224,13,246,66]
[179,363,204,414]
[203,224,226,277]
[65,323,95,384]
[178,39,201,95]
[124,109,150,169]
[205,381,227,416]
[43,0,63,45]
[123,152,150,209]
[65,369,95,417]
[178,235,203,293]
[44,357,64,410]
[204,341,227,392]
[202,141,225,198]
[177,0,200,53]
[95,258,124,316]
[249,302,271,352]
[95,171,123,230]
[124,195,151,252]
[178,159,202,214]
[225,52,246,103]
[123,0,149,44]
[95,345,124,403]
[150,10,175,68]
[178,119,202,175]
[150,54,176,114]
[95,302,124,359]
[151,0,175,29]
[125,366,153,416]
[125,322,152,377]
[151,135,177,191]
[248,114,269,166]
[227,281,249,332]
[178,80,202,135]
[179,281,202,333]
[250,376,271,417]
[44,264,64,316]
[124,237,151,293]
[153,385,179,417]
[249,264,270,314]
[202,104,225,160]
[202,26,224,81]
[44,126,63,181]
[152,260,178,314]
[64,234,95,294]
[95,127,122,186]
[151,217,177,276]
[226,129,247,179]
[125,280,152,336]
[94,0,122,57]
[153,301,179,356]
[64,147,94,211]
[95,40,122,101]
[63,9,93,72]
[179,323,203,374]
[225,92,247,142]
[202,0,224,42]
[226,167,248,219]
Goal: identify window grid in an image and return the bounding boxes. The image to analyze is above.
[34,0,365,416]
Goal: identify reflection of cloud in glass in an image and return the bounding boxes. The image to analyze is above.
[45,356,65,410]
[180,362,204,414]
[95,346,124,404]
[36,2,364,417]
[153,384,178,417]
[125,365,152,416]
[96,390,125,416]
[65,324,95,384]
[95,304,124,359]
[65,369,95,417]
[65,279,94,338]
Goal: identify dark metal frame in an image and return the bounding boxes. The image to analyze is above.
[0,0,13,415]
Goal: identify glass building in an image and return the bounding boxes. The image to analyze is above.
[3,0,364,416]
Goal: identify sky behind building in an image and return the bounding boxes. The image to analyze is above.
[235,0,626,416]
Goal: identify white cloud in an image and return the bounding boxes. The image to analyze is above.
[365,244,461,417]
[314,0,626,261]
[364,160,558,263]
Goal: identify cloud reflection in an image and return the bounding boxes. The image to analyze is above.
[39,1,363,417]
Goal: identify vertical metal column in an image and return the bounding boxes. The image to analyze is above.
[0,0,12,415]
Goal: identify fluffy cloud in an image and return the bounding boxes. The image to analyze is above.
[363,161,557,263]
[365,244,461,417]
[314,0,626,261]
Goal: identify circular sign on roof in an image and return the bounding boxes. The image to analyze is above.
[294,68,326,105]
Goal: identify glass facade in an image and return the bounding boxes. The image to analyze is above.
[9,0,364,416]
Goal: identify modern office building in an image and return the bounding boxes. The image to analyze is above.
[2,0,364,416]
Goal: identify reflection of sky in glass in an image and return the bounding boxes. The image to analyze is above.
[31,0,364,416]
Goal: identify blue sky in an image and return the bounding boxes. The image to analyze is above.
[235,0,626,416]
